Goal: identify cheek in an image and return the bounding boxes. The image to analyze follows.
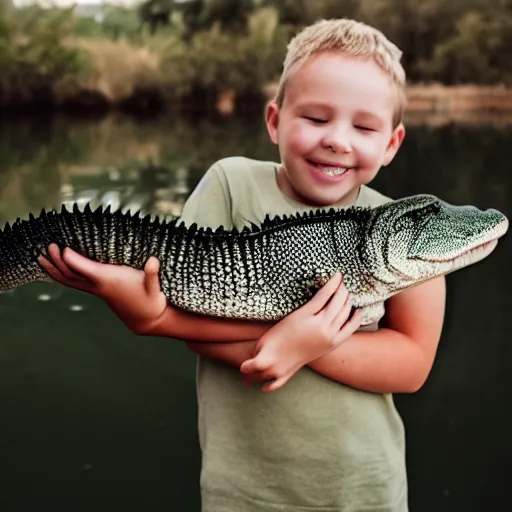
[354,135,388,163]
[286,123,320,154]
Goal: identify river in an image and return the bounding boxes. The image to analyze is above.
[0,112,511,511]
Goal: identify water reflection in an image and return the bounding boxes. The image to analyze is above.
[0,113,511,512]
[0,114,277,224]
[2,114,511,224]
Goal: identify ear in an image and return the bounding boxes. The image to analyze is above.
[265,101,280,145]
[382,123,406,166]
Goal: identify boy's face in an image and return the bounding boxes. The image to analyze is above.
[266,51,405,207]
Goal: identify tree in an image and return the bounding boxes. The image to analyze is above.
[138,0,173,34]
[417,11,512,84]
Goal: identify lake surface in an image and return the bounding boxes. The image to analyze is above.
[0,112,511,511]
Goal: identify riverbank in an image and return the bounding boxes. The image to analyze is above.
[5,35,512,117]
[406,84,512,113]
[13,79,512,119]
[2,24,279,115]
[264,83,512,115]
[11,81,512,118]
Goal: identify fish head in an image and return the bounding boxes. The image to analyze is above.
[366,194,509,293]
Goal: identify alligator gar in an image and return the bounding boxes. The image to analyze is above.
[0,194,508,325]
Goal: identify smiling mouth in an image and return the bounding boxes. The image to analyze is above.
[307,159,353,176]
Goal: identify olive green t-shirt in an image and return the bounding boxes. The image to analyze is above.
[180,156,408,512]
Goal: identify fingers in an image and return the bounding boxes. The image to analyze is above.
[38,255,67,284]
[240,339,280,375]
[48,244,85,281]
[242,367,296,392]
[38,246,87,288]
[144,257,161,296]
[240,356,270,374]
[61,247,102,282]
[262,370,295,392]
[324,277,351,324]
[332,309,362,347]
[37,244,99,293]
[240,351,298,392]
[306,273,342,314]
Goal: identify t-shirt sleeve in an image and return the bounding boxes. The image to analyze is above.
[179,161,234,230]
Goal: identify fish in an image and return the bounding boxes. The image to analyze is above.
[0,194,508,325]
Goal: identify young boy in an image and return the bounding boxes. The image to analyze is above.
[39,19,445,512]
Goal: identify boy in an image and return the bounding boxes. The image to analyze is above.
[39,19,445,511]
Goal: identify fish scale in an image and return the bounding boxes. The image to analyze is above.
[0,194,508,325]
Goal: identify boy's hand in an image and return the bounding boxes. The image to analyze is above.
[38,244,167,334]
[239,273,362,392]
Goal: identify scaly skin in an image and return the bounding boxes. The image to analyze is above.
[0,194,508,325]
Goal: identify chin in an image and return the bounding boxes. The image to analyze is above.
[322,187,359,206]
[298,190,340,207]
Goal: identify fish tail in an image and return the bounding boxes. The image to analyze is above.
[0,205,172,292]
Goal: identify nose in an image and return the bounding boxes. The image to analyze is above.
[321,123,352,153]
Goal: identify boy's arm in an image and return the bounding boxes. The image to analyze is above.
[39,243,351,348]
[38,244,274,343]
[307,276,446,393]
[191,276,445,394]
[147,301,274,342]
[38,163,277,343]
[42,241,444,393]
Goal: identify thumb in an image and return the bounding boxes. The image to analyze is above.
[62,248,106,282]
[144,256,161,296]
[240,354,272,374]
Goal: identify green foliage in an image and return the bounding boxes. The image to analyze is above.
[416,11,512,84]
[3,0,512,111]
[259,0,358,26]
[156,7,290,99]
[74,6,141,40]
[148,0,512,88]
[356,0,512,84]
[138,0,255,37]
[0,4,87,108]
[138,0,173,34]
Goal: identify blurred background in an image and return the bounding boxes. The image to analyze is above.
[0,1,511,511]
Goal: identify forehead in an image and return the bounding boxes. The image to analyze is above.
[284,52,397,119]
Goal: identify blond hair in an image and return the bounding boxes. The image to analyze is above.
[275,19,407,128]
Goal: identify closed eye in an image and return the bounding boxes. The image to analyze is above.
[303,116,327,124]
[355,125,376,132]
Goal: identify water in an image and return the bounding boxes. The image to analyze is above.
[0,113,511,511]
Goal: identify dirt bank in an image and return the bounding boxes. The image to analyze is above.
[264,83,512,113]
